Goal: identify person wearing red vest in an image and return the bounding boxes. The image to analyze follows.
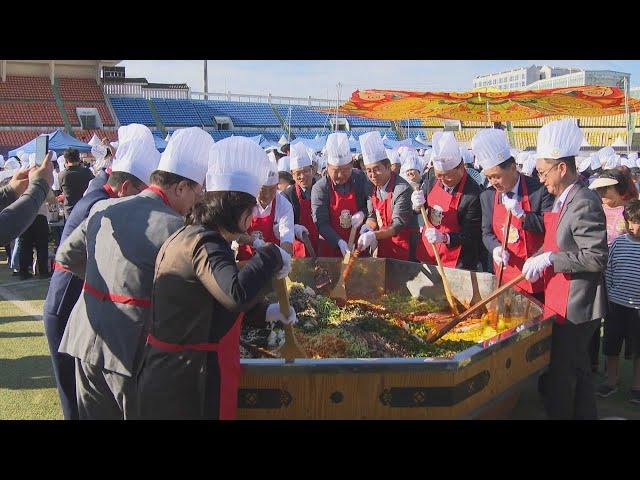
[474,128,554,301]
[356,132,417,260]
[137,136,296,420]
[311,132,369,258]
[236,157,294,260]
[411,132,482,270]
[56,127,213,420]
[283,143,319,258]
[522,119,608,420]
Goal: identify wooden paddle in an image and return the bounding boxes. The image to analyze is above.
[330,223,359,300]
[495,209,513,326]
[273,277,307,360]
[413,184,462,316]
[426,272,526,344]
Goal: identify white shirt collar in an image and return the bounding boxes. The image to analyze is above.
[501,174,521,201]
[377,178,391,195]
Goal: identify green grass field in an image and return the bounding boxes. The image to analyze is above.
[0,253,638,420]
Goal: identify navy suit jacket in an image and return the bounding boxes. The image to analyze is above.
[480,173,555,253]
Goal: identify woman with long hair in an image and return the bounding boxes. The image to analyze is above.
[137,137,297,420]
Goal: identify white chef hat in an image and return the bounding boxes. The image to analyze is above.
[471,128,512,170]
[359,131,387,165]
[88,133,101,148]
[385,148,401,165]
[110,141,119,150]
[267,150,277,164]
[277,155,290,173]
[510,148,521,159]
[400,150,423,175]
[111,124,161,184]
[57,155,66,171]
[597,146,614,162]
[621,156,636,169]
[397,145,416,161]
[536,118,583,160]
[604,154,620,170]
[206,136,272,198]
[264,157,279,186]
[522,155,537,176]
[324,132,351,166]
[590,153,601,170]
[432,132,462,171]
[289,142,312,170]
[577,156,591,173]
[0,155,4,168]
[4,158,20,171]
[460,148,474,165]
[516,151,529,165]
[628,152,638,165]
[91,144,108,162]
[157,127,214,185]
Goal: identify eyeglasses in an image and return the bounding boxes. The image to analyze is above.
[536,163,560,180]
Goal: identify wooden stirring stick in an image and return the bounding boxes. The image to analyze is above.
[273,277,307,360]
[413,185,461,315]
[426,273,526,344]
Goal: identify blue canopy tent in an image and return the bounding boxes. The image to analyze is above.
[8,130,91,157]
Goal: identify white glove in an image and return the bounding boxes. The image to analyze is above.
[502,195,525,218]
[425,228,447,244]
[265,304,299,326]
[360,224,373,235]
[293,224,309,241]
[522,252,553,282]
[275,246,292,279]
[351,211,365,228]
[357,230,378,251]
[492,246,510,266]
[338,239,350,257]
[411,190,426,210]
[252,238,266,249]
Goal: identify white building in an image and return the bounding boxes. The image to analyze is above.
[473,65,575,90]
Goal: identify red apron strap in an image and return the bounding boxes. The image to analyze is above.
[145,185,171,207]
[102,183,118,199]
[83,282,152,308]
[53,262,72,273]
[146,333,219,352]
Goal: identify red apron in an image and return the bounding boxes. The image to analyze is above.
[492,178,545,294]
[237,197,278,261]
[415,171,467,267]
[541,187,575,325]
[146,312,245,420]
[370,172,411,260]
[292,183,319,258]
[318,178,359,258]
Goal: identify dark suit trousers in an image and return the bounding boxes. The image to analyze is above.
[43,312,79,420]
[75,359,138,420]
[18,214,49,275]
[546,319,600,420]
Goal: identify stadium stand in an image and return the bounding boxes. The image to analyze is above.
[109,97,156,125]
[74,129,118,143]
[0,102,64,126]
[58,77,105,102]
[0,76,55,100]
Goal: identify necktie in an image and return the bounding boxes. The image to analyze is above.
[553,199,563,213]
[506,191,515,199]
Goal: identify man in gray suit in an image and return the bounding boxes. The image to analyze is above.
[56,127,213,420]
[523,119,608,420]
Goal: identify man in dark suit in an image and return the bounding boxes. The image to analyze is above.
[523,119,608,420]
[58,148,94,219]
[473,129,554,300]
[412,132,482,270]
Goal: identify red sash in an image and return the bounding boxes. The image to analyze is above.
[102,183,118,199]
[492,177,545,294]
[542,186,575,324]
[416,171,467,267]
[237,197,278,261]
[292,184,319,258]
[370,172,411,260]
[146,312,245,420]
[318,178,359,258]
[82,281,152,308]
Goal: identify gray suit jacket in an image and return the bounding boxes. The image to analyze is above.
[56,189,184,377]
[550,181,608,325]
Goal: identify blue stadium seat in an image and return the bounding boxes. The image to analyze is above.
[109,97,156,125]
